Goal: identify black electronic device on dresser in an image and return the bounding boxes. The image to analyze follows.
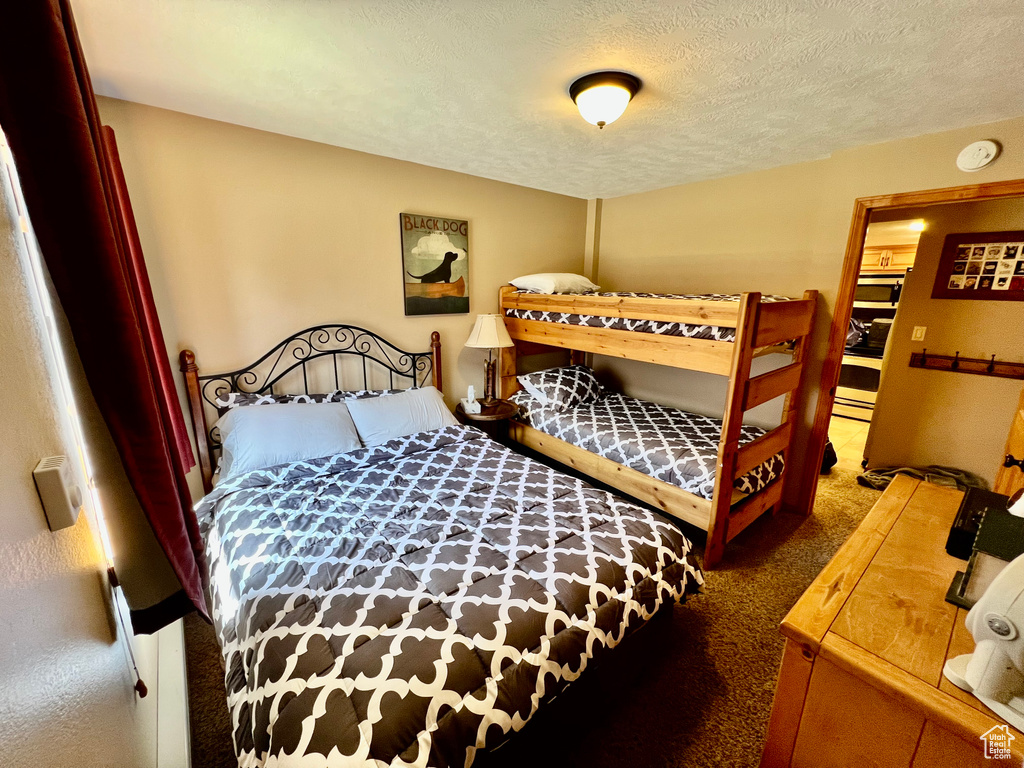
[945,487,1024,609]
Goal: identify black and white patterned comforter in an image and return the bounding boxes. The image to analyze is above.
[506,291,792,342]
[196,425,702,768]
[510,392,783,499]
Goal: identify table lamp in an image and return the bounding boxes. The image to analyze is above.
[465,314,514,406]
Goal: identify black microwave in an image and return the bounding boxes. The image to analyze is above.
[855,274,902,305]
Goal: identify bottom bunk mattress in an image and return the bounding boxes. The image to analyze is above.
[196,424,702,768]
[510,392,784,500]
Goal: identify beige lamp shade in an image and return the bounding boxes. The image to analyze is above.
[465,314,514,349]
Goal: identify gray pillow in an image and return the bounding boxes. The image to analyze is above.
[217,401,361,480]
[346,387,458,446]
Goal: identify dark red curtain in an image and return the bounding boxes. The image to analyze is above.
[0,0,208,629]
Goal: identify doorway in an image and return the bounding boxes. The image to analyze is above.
[827,216,924,471]
[799,179,1024,510]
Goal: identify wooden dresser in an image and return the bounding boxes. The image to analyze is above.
[761,474,1024,768]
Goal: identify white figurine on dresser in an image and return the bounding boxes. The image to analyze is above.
[944,553,1024,732]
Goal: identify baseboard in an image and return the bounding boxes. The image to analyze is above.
[129,614,190,768]
[156,619,192,768]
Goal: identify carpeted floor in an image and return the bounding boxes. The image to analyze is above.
[184,467,880,768]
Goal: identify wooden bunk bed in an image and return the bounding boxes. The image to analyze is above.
[498,284,818,568]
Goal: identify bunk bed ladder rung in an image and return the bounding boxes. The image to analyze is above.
[754,298,816,347]
[744,362,803,411]
[728,476,786,543]
[734,422,793,480]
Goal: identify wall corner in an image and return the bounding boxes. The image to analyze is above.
[584,198,602,283]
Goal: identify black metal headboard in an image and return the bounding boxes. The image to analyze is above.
[180,324,442,493]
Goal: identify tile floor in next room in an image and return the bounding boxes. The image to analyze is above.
[829,414,870,473]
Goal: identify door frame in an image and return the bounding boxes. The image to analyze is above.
[797,177,1024,513]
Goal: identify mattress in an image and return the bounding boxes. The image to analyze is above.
[196,424,702,768]
[505,291,792,342]
[510,391,784,500]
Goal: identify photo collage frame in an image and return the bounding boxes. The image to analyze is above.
[931,231,1024,301]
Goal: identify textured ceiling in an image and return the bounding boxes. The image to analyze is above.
[75,0,1024,199]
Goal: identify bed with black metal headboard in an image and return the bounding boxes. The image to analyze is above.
[179,323,442,493]
[182,322,702,768]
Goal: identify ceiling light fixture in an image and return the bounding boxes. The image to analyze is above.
[908,220,926,232]
[569,71,642,129]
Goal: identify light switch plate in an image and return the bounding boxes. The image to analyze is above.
[912,326,927,341]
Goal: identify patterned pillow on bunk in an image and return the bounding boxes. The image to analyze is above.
[517,365,603,410]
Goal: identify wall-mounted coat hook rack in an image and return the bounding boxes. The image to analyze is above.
[909,350,1024,380]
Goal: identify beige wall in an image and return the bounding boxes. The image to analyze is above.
[868,199,1024,481]
[0,143,156,767]
[594,115,1024,505]
[95,96,1024,503]
[97,98,587,460]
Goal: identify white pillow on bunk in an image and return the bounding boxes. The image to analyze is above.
[517,365,603,410]
[217,401,362,480]
[346,386,458,446]
[510,273,600,294]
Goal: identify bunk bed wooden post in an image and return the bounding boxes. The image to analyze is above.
[430,331,443,392]
[499,346,520,399]
[706,293,761,568]
[498,286,520,398]
[778,289,818,515]
[179,349,214,494]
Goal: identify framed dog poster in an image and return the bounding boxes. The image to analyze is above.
[400,213,469,316]
[932,230,1024,301]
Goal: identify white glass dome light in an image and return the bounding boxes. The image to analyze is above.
[574,85,632,127]
[569,71,642,129]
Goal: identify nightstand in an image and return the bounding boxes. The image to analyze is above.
[454,399,520,444]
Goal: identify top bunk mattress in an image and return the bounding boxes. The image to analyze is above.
[505,291,792,342]
[510,390,783,500]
